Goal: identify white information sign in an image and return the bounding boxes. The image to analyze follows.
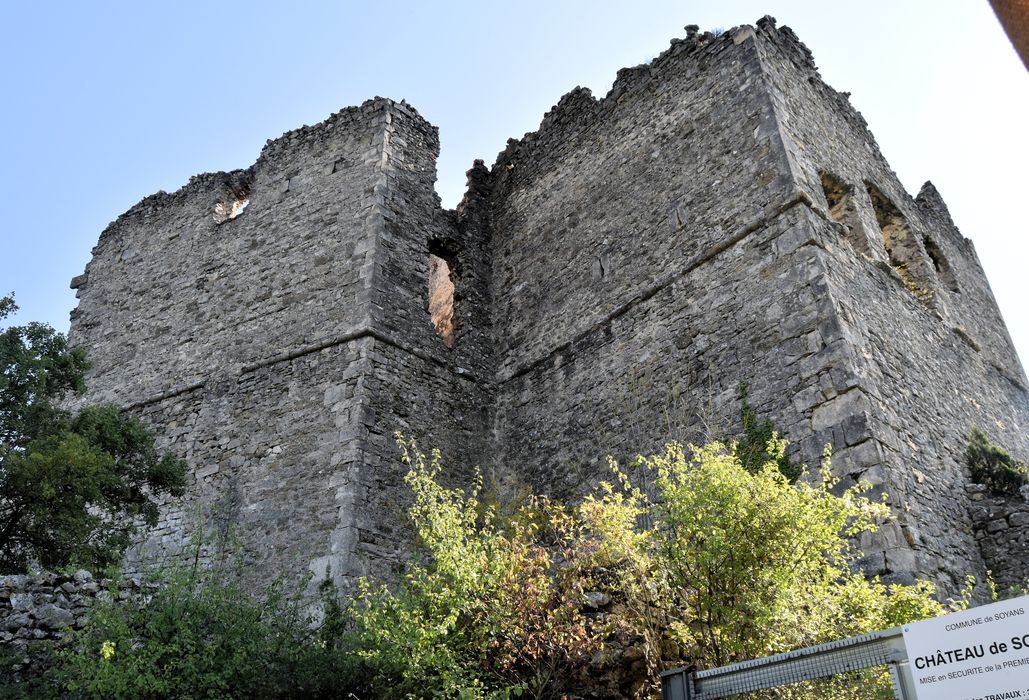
[903,594,1029,700]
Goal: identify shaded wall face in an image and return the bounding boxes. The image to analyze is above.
[126,341,369,591]
[752,27,1029,595]
[488,32,794,381]
[125,334,493,591]
[493,204,852,497]
[809,212,1029,594]
[968,484,1029,593]
[69,105,388,406]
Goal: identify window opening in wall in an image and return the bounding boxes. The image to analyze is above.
[819,172,871,256]
[214,184,251,224]
[922,235,959,293]
[819,172,852,224]
[865,182,936,305]
[428,244,458,348]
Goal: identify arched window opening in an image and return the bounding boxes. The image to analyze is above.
[922,236,959,293]
[427,243,459,348]
[865,182,936,305]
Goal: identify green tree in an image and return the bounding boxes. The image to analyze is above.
[0,294,186,574]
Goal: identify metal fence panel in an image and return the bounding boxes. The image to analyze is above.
[661,627,912,700]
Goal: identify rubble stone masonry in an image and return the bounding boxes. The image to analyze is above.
[67,17,1029,599]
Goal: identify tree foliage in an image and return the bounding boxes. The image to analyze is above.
[0,295,186,574]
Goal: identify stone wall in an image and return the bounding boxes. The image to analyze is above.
[484,24,829,501]
[69,97,495,594]
[746,17,1029,594]
[69,101,389,407]
[968,484,1029,593]
[0,571,151,677]
[67,18,1029,599]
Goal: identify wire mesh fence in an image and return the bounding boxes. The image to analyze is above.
[661,627,916,699]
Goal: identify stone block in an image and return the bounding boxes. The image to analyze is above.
[35,604,75,630]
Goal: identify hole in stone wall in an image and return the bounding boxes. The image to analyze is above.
[427,243,459,348]
[819,171,873,256]
[819,172,852,224]
[866,182,936,304]
[922,235,959,293]
[214,185,251,224]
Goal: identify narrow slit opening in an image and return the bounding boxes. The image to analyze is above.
[428,249,458,348]
[922,236,959,293]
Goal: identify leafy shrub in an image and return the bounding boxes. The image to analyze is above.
[41,567,360,699]
[347,436,948,699]
[21,436,951,699]
[967,426,1028,496]
[349,436,595,699]
[638,440,945,668]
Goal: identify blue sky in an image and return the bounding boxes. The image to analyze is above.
[2,1,1027,367]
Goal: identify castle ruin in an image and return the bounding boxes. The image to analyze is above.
[68,17,1029,598]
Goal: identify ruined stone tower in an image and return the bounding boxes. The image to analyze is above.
[68,17,1029,598]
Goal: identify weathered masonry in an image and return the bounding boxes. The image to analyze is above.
[68,17,1029,598]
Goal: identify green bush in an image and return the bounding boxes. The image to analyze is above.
[348,436,593,699]
[967,426,1027,496]
[21,436,951,699]
[346,436,948,699]
[638,440,944,668]
[41,567,361,699]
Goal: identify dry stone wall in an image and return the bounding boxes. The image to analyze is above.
[67,18,1029,599]
[0,571,153,677]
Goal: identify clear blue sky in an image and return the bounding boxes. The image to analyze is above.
[2,1,1027,367]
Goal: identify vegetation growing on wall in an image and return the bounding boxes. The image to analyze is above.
[967,426,1028,496]
[734,382,801,482]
